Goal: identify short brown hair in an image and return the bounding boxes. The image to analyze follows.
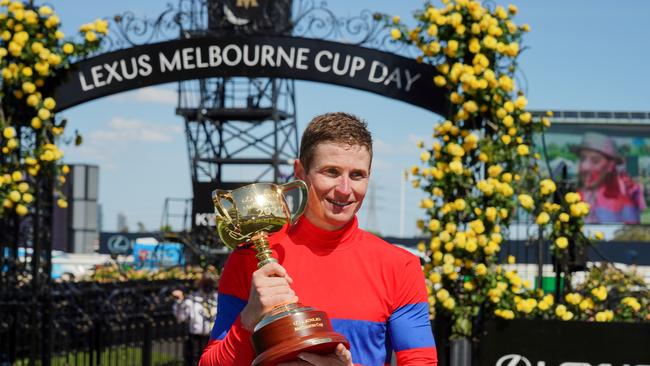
[299,112,373,171]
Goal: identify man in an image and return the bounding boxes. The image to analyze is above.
[573,132,645,224]
[172,272,219,366]
[200,112,437,365]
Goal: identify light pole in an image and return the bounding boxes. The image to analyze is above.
[399,170,408,237]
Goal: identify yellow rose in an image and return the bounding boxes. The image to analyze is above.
[22,82,36,94]
[595,310,613,322]
[31,117,42,129]
[565,293,582,305]
[579,298,594,311]
[475,263,487,276]
[517,194,534,210]
[565,192,581,203]
[26,94,39,107]
[43,97,56,110]
[442,297,455,310]
[516,144,529,156]
[559,213,570,222]
[591,285,607,301]
[514,96,527,109]
[561,311,574,321]
[540,179,557,195]
[390,28,401,40]
[483,35,497,49]
[434,75,446,87]
[57,198,68,208]
[38,6,53,16]
[15,204,28,216]
[436,288,450,302]
[8,190,21,202]
[555,237,568,249]
[420,198,434,209]
[500,135,511,145]
[494,309,514,319]
[17,182,29,193]
[536,212,550,225]
[85,31,97,42]
[3,126,16,138]
[449,160,463,175]
[22,193,33,203]
[38,108,51,121]
[62,43,74,54]
[621,297,641,311]
[429,272,441,283]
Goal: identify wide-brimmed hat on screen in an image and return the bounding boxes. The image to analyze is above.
[570,132,623,164]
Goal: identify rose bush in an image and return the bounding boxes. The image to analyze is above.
[0,0,108,218]
[389,0,648,337]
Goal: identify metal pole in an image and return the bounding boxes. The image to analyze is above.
[399,170,407,237]
[537,226,544,291]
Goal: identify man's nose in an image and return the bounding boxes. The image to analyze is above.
[335,176,352,195]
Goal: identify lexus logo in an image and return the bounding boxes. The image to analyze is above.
[496,354,532,366]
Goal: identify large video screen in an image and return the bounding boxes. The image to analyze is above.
[538,122,650,225]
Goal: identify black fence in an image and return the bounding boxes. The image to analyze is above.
[0,279,195,366]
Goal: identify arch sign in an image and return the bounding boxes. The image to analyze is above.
[53,35,448,115]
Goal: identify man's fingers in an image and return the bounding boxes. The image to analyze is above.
[334,344,352,362]
[254,276,293,289]
[257,262,292,280]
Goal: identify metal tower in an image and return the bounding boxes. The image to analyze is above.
[176,0,299,227]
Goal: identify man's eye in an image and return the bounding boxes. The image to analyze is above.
[324,168,339,176]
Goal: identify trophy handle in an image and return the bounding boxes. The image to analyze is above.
[279,180,308,225]
[213,190,237,224]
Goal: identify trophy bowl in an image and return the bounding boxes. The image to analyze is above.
[212,181,349,366]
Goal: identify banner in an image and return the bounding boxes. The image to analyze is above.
[54,36,448,115]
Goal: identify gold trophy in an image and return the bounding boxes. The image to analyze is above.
[212,181,349,366]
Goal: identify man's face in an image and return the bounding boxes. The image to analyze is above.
[295,142,371,231]
[578,149,615,189]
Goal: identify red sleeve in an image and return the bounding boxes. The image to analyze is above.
[199,248,257,366]
[389,255,437,366]
[199,317,254,366]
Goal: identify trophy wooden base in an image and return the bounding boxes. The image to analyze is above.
[251,303,349,366]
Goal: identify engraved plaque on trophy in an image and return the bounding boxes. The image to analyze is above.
[213,181,349,366]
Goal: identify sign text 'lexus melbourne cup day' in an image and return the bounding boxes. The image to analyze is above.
[54,36,447,115]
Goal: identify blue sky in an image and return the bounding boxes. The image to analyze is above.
[52,1,650,236]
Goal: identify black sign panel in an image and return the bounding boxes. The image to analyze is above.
[208,0,293,34]
[193,181,254,228]
[54,36,448,115]
[479,319,650,366]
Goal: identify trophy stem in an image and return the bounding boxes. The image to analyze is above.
[251,231,278,268]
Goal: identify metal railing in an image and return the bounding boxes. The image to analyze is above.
[0,279,195,366]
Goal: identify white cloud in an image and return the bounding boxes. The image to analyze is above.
[89,117,183,143]
[374,134,421,155]
[109,86,177,105]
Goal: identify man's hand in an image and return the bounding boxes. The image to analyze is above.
[240,262,298,332]
[277,344,353,366]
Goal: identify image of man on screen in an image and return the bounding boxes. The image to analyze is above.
[573,132,646,224]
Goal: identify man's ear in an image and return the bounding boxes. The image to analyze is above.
[294,159,306,180]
